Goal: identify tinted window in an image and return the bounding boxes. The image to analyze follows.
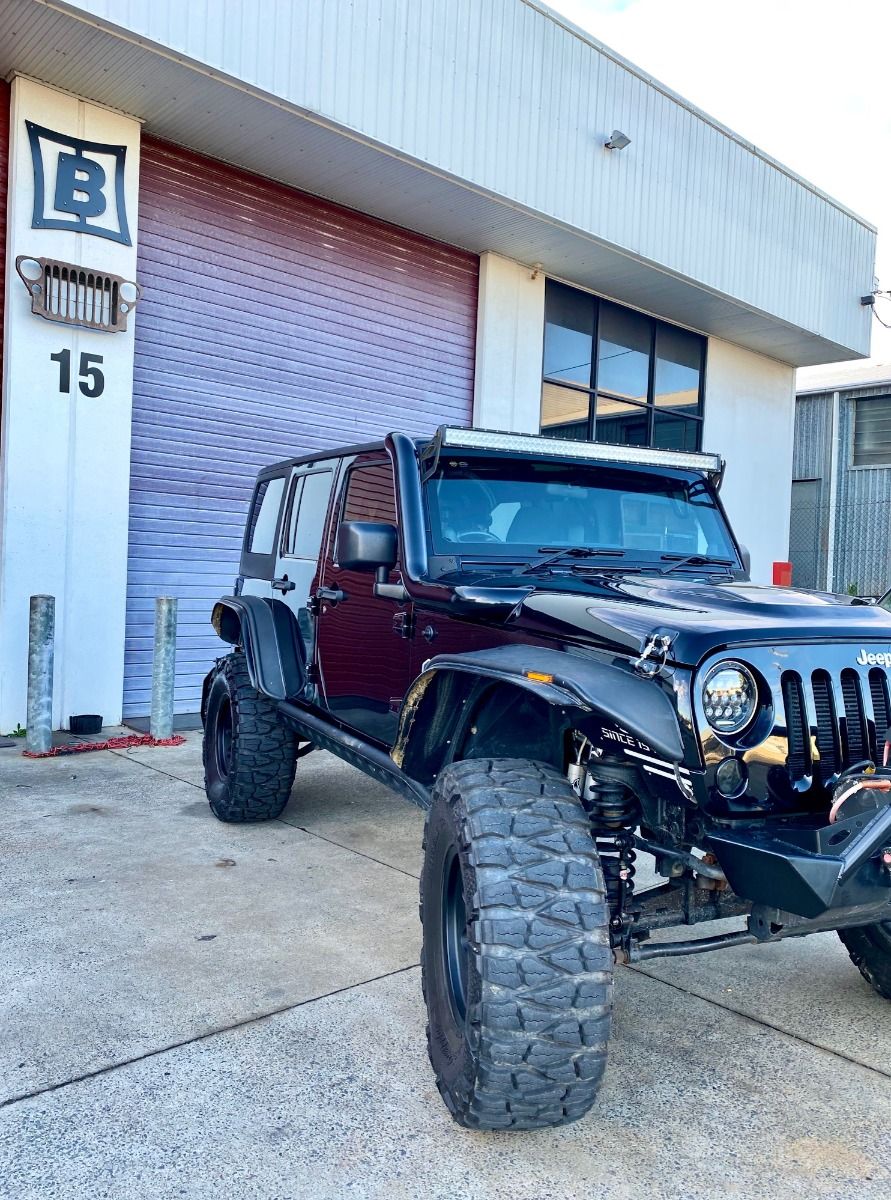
[542,281,594,387]
[248,476,285,554]
[597,302,650,404]
[286,470,332,559]
[426,456,737,563]
[655,325,703,419]
[343,462,397,524]
[540,280,705,450]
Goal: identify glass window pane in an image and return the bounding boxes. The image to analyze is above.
[248,476,285,554]
[290,470,333,559]
[655,325,703,417]
[595,394,649,446]
[853,396,891,466]
[541,381,591,441]
[283,476,305,553]
[597,302,651,404]
[653,411,702,451]
[343,462,397,524]
[543,281,595,386]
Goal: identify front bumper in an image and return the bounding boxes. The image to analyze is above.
[708,791,891,921]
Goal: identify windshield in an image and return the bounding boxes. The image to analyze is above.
[425,454,739,566]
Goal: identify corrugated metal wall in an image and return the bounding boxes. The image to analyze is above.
[792,386,891,596]
[835,388,891,597]
[125,136,478,715]
[0,80,9,390]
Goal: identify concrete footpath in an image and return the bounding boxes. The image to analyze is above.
[1,734,889,1200]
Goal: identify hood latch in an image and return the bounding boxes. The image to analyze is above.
[633,632,674,678]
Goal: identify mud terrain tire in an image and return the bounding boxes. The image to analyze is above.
[420,758,612,1130]
[838,921,891,1000]
[203,652,297,822]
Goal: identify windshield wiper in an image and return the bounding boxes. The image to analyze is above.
[519,547,626,576]
[660,553,735,575]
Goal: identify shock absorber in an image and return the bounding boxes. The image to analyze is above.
[583,763,641,946]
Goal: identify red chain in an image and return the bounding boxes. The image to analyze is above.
[22,733,186,758]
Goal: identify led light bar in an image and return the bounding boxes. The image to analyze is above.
[434,426,723,474]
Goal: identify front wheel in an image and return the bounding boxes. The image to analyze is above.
[838,921,891,999]
[420,758,613,1130]
[203,652,297,822]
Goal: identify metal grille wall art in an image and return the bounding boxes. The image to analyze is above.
[15,254,140,332]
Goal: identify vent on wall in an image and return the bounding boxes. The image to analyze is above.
[15,254,140,332]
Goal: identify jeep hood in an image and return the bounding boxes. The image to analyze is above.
[506,576,891,667]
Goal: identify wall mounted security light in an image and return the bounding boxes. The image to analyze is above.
[604,130,631,150]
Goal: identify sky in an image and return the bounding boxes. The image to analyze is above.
[546,0,891,368]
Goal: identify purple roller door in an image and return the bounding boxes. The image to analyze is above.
[125,136,478,715]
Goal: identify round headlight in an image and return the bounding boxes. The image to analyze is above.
[701,661,758,735]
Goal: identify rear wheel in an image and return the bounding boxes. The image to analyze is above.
[203,652,297,822]
[420,758,612,1130]
[838,921,891,999]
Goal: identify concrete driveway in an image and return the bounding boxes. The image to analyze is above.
[1,734,889,1199]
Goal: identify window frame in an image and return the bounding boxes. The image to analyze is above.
[240,470,290,581]
[279,468,335,560]
[541,281,707,450]
[334,458,399,567]
[850,394,891,470]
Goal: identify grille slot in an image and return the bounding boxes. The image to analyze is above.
[840,669,868,763]
[869,669,891,753]
[811,670,840,783]
[15,254,140,332]
[781,671,810,781]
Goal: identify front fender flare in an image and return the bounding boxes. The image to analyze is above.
[211,595,305,701]
[393,643,684,774]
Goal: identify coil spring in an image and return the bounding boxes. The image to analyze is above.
[586,776,640,933]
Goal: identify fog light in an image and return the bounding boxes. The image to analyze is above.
[715,756,747,799]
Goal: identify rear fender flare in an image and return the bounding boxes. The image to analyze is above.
[211,595,306,701]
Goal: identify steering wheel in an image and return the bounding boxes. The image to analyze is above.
[456,531,502,543]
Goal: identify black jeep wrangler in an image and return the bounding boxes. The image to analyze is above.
[202,426,891,1130]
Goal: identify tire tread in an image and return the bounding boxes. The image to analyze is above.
[421,757,612,1130]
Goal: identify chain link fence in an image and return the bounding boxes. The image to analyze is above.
[789,488,891,599]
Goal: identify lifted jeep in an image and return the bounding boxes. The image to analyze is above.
[202,426,891,1130]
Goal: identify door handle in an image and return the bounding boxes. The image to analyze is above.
[272,576,296,593]
[315,585,347,605]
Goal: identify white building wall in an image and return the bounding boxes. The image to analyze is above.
[703,339,796,585]
[474,253,545,434]
[0,78,140,731]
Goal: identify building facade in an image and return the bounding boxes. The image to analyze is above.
[792,363,891,597]
[0,0,876,727]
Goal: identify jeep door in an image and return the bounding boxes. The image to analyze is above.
[272,461,337,663]
[313,454,413,745]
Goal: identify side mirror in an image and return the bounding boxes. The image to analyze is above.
[738,544,751,579]
[336,520,398,572]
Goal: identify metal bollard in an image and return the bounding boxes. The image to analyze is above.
[150,596,178,741]
[26,594,55,755]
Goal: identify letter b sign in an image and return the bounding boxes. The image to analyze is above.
[54,151,108,219]
[26,121,131,245]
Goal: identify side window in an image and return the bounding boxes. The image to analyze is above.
[283,470,333,559]
[342,462,397,525]
[247,476,286,554]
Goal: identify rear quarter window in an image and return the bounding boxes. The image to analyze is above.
[247,477,286,554]
[240,473,288,580]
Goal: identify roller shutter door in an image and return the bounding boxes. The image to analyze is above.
[125,137,477,715]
